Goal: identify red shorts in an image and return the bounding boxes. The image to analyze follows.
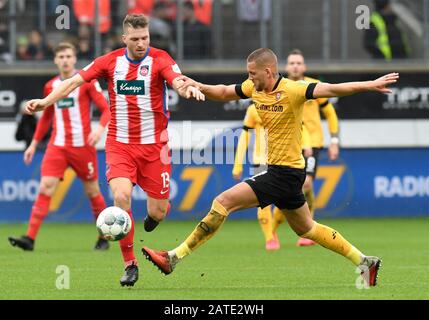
[41,144,98,181]
[105,139,172,199]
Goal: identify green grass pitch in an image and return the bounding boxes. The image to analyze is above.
[1,218,428,299]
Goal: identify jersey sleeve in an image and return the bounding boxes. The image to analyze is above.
[321,103,339,136]
[158,52,182,86]
[33,106,54,142]
[289,80,317,107]
[79,54,109,82]
[235,79,254,99]
[87,80,110,127]
[33,82,55,142]
[243,104,257,129]
[317,97,329,107]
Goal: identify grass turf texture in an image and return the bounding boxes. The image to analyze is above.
[1,218,428,300]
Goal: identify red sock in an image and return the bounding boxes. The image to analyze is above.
[26,194,51,240]
[119,209,137,267]
[89,193,107,220]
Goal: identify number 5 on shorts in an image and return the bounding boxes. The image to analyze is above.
[88,162,94,176]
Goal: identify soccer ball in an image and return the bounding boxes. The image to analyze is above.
[96,206,132,241]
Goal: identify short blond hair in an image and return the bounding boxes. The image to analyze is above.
[247,48,278,67]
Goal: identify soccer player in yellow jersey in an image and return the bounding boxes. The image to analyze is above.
[143,48,399,287]
[232,103,281,250]
[272,49,341,247]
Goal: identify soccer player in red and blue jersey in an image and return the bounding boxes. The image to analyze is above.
[25,14,204,287]
[9,42,110,251]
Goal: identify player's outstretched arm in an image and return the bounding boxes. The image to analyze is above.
[313,73,399,99]
[177,76,240,102]
[200,83,241,102]
[26,74,86,114]
[172,77,205,101]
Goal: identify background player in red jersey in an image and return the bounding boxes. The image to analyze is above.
[9,42,110,252]
[24,15,204,287]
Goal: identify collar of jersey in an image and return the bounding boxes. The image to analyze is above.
[125,47,151,64]
[271,74,283,92]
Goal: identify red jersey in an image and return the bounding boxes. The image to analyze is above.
[79,47,181,144]
[34,75,110,147]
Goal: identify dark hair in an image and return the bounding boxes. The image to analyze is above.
[183,1,194,10]
[288,49,304,57]
[54,42,77,55]
[123,14,149,32]
[375,0,390,11]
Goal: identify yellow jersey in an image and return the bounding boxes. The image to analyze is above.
[242,104,267,165]
[236,77,315,169]
[302,77,339,148]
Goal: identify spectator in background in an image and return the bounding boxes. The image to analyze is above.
[0,0,11,62]
[27,30,49,60]
[127,0,212,27]
[127,0,155,15]
[15,100,49,149]
[73,0,111,35]
[17,36,31,60]
[182,1,211,59]
[75,24,95,59]
[237,0,271,22]
[77,38,94,59]
[78,24,92,40]
[192,0,212,26]
[364,0,410,60]
[103,34,123,54]
[150,2,175,55]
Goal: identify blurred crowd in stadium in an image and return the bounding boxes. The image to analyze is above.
[0,0,425,63]
[0,0,214,62]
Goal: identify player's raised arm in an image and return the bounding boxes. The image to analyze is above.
[178,76,242,102]
[312,73,399,99]
[26,74,85,114]
[200,83,242,102]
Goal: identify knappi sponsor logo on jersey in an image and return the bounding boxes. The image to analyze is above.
[116,80,145,95]
[57,97,75,109]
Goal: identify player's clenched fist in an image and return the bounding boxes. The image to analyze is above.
[25,99,47,114]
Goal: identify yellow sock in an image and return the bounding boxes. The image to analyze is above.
[174,242,192,259]
[257,207,273,241]
[304,188,315,219]
[173,199,229,259]
[272,207,286,234]
[302,222,364,266]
